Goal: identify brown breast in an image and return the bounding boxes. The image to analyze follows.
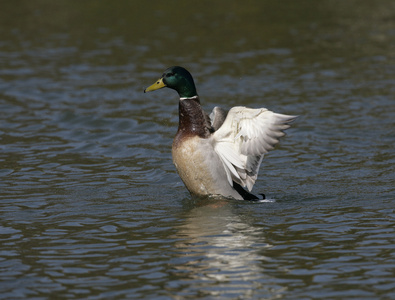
[173,97,212,148]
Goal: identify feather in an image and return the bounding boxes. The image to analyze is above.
[212,106,296,191]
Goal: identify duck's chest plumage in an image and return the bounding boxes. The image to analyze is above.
[172,135,241,198]
[171,98,242,199]
[172,135,217,196]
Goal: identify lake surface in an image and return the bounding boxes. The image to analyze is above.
[1,1,394,299]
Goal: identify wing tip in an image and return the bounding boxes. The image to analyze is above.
[275,113,298,124]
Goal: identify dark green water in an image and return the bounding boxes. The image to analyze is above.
[1,1,394,299]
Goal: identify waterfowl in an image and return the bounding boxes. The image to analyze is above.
[144,66,296,200]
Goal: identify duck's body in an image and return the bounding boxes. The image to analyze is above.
[144,66,296,200]
[172,97,243,199]
[173,135,242,199]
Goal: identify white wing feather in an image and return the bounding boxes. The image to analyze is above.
[211,106,296,191]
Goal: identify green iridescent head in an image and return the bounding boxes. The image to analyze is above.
[144,66,198,98]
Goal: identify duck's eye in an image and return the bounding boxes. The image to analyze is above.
[166,72,174,77]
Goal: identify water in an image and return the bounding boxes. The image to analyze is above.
[1,1,394,299]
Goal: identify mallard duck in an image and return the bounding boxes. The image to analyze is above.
[144,66,296,200]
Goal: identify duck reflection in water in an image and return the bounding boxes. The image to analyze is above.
[168,198,286,298]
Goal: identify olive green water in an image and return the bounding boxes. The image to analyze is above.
[1,1,394,299]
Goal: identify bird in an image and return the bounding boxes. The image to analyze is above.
[144,66,296,200]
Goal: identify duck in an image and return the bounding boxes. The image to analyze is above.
[144,66,296,200]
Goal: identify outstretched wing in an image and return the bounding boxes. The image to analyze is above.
[211,106,296,191]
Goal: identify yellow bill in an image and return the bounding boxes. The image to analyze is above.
[144,77,166,93]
